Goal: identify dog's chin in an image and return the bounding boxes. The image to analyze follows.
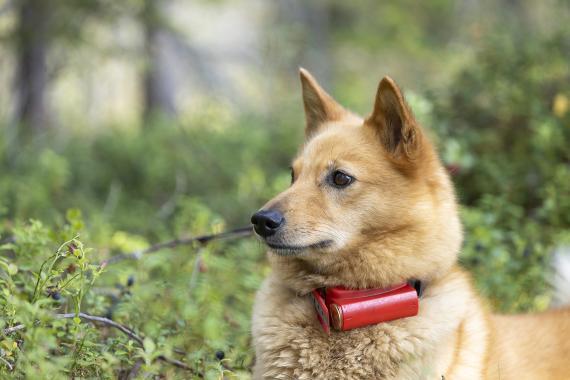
[265,240,334,257]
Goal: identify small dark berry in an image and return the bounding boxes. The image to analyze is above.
[215,350,225,361]
[523,246,532,258]
[127,275,135,287]
[51,291,61,300]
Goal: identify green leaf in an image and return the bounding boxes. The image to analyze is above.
[143,337,155,355]
[7,264,18,275]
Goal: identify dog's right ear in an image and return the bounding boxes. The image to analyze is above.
[299,68,346,139]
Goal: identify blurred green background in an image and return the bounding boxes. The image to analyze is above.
[1,0,569,378]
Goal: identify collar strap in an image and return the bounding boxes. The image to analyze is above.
[310,280,423,334]
[408,279,426,298]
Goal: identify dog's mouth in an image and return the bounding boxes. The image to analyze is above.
[266,240,334,256]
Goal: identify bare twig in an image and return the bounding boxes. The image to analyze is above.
[57,313,200,373]
[0,235,15,245]
[56,313,144,346]
[188,247,205,293]
[156,354,197,373]
[3,313,202,376]
[102,226,252,265]
[2,324,25,335]
[1,227,252,267]
[156,173,187,220]
[102,181,121,218]
[0,355,13,371]
[126,360,143,379]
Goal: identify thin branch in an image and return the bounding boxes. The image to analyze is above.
[156,354,197,373]
[56,313,144,346]
[0,235,15,245]
[3,313,202,376]
[155,172,186,220]
[0,355,13,371]
[2,324,25,335]
[102,226,252,265]
[57,313,200,373]
[126,359,143,379]
[188,247,204,293]
[2,227,253,266]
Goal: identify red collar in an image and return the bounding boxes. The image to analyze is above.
[310,281,423,334]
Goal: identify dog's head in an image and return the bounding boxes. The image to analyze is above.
[251,69,462,289]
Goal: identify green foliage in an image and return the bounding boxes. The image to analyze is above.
[0,106,287,378]
[0,219,109,378]
[431,29,570,312]
[1,212,264,378]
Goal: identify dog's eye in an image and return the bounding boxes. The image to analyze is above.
[331,170,354,188]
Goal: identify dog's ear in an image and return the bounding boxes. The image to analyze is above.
[299,68,346,139]
[366,77,423,161]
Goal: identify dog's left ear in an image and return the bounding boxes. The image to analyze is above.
[365,77,423,160]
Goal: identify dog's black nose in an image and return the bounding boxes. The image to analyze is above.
[251,209,284,237]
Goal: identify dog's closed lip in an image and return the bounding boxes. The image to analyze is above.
[266,240,333,255]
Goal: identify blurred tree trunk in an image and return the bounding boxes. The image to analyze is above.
[299,1,332,87]
[15,0,50,135]
[277,0,332,87]
[504,0,532,33]
[142,0,177,124]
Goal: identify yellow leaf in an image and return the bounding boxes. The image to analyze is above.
[553,94,569,118]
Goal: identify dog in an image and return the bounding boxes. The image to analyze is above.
[250,68,570,379]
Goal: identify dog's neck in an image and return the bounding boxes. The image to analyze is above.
[268,240,454,295]
[268,254,345,295]
[268,253,445,297]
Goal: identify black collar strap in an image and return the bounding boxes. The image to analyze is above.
[408,279,426,298]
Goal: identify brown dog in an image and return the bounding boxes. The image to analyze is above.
[250,69,570,379]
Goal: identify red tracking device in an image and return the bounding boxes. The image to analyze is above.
[310,283,419,334]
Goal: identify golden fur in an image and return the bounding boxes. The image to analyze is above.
[251,69,570,379]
